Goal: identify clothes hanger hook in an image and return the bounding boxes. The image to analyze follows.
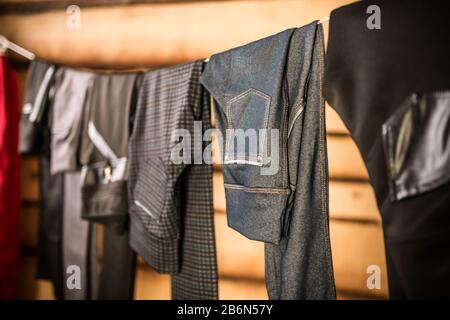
[318,17,330,25]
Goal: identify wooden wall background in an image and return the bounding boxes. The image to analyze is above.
[0,0,389,300]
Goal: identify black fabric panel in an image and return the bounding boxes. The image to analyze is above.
[324,0,450,299]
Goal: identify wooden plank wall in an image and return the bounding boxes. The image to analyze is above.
[1,0,389,299]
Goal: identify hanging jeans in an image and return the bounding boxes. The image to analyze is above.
[128,61,218,299]
[201,22,335,299]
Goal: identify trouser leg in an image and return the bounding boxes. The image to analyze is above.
[63,172,90,300]
[385,238,450,299]
[37,155,64,300]
[98,223,136,300]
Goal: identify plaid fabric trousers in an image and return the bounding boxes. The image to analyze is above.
[128,61,218,299]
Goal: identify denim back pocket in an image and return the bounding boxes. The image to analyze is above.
[131,157,179,240]
[382,91,450,201]
[224,88,271,166]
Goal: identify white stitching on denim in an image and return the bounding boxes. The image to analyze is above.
[317,25,336,291]
[227,88,271,105]
[287,99,305,138]
[224,183,290,194]
[223,88,271,166]
[224,159,263,166]
[281,85,288,187]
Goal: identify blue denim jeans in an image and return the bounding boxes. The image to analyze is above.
[201,22,335,299]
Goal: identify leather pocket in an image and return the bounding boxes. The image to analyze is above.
[80,158,129,225]
[382,91,450,201]
[223,88,271,166]
[81,180,128,226]
[131,157,179,240]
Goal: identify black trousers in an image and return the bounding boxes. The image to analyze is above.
[36,155,64,300]
[324,0,450,299]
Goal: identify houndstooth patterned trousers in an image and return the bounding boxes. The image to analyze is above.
[128,61,218,299]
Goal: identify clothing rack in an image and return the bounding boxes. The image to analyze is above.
[0,16,329,62]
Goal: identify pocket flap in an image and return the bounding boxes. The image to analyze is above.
[81,181,128,225]
[131,157,179,240]
[224,184,291,245]
[133,157,167,221]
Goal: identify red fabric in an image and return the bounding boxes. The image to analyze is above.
[0,56,21,300]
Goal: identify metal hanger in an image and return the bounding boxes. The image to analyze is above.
[0,35,35,60]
